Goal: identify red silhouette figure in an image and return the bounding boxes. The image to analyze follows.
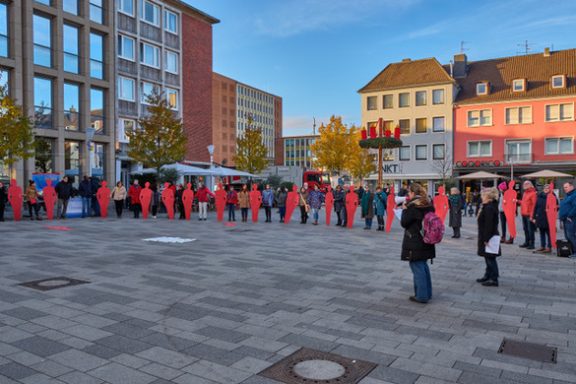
[346,185,359,228]
[140,182,152,220]
[162,182,175,220]
[7,179,23,221]
[386,186,396,233]
[43,179,57,220]
[284,185,299,224]
[325,185,334,226]
[250,184,262,223]
[182,183,195,221]
[546,182,558,249]
[503,180,518,241]
[213,183,226,222]
[96,181,110,218]
[433,185,449,224]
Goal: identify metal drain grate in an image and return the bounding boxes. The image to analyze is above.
[498,338,557,363]
[19,277,90,291]
[258,347,377,384]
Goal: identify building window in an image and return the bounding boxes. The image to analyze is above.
[432,116,445,132]
[140,81,157,103]
[33,15,52,67]
[415,91,426,106]
[545,138,573,155]
[505,106,532,124]
[366,96,377,110]
[467,109,492,127]
[118,35,135,61]
[35,0,52,5]
[433,144,445,160]
[415,118,427,133]
[545,103,574,122]
[366,121,377,130]
[468,141,492,157]
[415,145,427,160]
[63,24,79,74]
[119,119,134,143]
[0,3,8,57]
[512,79,526,92]
[63,83,80,131]
[399,146,410,161]
[399,119,410,134]
[166,88,178,110]
[551,75,566,89]
[383,120,393,133]
[476,82,488,95]
[64,140,81,178]
[34,77,53,129]
[165,10,178,34]
[63,0,78,15]
[118,76,135,101]
[383,94,393,109]
[141,0,160,26]
[90,33,104,79]
[0,69,9,93]
[165,50,178,74]
[89,0,103,24]
[506,140,531,163]
[399,92,410,107]
[140,42,160,68]
[432,89,444,105]
[90,88,105,135]
[118,0,134,16]
[34,137,55,173]
[92,143,105,177]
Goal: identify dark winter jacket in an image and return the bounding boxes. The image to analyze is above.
[559,189,576,220]
[55,180,72,200]
[534,192,557,229]
[0,185,6,207]
[400,197,436,262]
[374,191,387,216]
[477,200,501,257]
[333,189,345,212]
[79,179,93,198]
[360,191,374,219]
[275,190,287,208]
[448,194,462,228]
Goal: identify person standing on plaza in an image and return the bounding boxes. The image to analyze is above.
[533,184,554,253]
[238,184,250,222]
[497,182,510,243]
[400,183,435,303]
[176,184,185,219]
[298,186,309,224]
[275,187,287,223]
[374,186,387,231]
[25,180,42,220]
[262,184,274,223]
[151,183,160,219]
[196,183,214,221]
[448,187,463,238]
[0,181,6,221]
[559,181,576,258]
[111,181,127,218]
[90,177,101,217]
[78,176,93,218]
[307,184,324,225]
[361,185,375,230]
[519,180,537,250]
[476,187,501,287]
[226,185,238,222]
[55,176,72,219]
[128,179,142,219]
[333,185,345,226]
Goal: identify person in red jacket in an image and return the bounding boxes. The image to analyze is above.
[519,180,537,250]
[226,185,238,221]
[196,183,215,221]
[128,179,142,219]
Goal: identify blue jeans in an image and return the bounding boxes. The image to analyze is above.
[409,261,432,302]
[81,197,91,218]
[539,227,551,249]
[227,204,235,221]
[279,207,286,221]
[312,208,319,222]
[365,218,372,228]
[563,219,576,256]
[484,257,499,281]
[522,216,535,246]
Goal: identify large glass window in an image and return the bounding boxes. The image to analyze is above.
[34,137,55,173]
[141,82,156,103]
[467,109,492,127]
[64,83,80,131]
[118,0,134,15]
[432,89,444,104]
[141,0,160,25]
[63,24,79,74]
[433,144,445,160]
[0,69,8,94]
[415,118,427,133]
[506,140,531,163]
[35,0,51,5]
[118,119,134,143]
[118,35,135,61]
[415,91,427,106]
[165,51,178,74]
[545,138,573,155]
[63,0,78,15]
[166,88,178,110]
[415,145,427,160]
[164,10,178,33]
[90,88,105,135]
[366,96,377,110]
[90,0,103,24]
[505,106,532,124]
[399,119,410,134]
[383,94,393,109]
[91,143,105,177]
[0,3,7,57]
[140,42,160,68]
[432,117,445,132]
[399,92,410,107]
[65,140,81,178]
[34,77,53,129]
[118,76,135,101]
[399,146,410,161]
[33,15,52,67]
[90,33,104,79]
[545,103,574,122]
[468,141,492,157]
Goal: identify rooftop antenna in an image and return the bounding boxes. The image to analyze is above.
[517,40,532,55]
[459,41,469,53]
[312,117,316,136]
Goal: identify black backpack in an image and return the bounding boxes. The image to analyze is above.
[556,240,573,257]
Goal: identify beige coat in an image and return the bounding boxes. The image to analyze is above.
[111,186,127,201]
[238,191,250,208]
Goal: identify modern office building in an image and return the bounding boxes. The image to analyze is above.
[282,135,318,168]
[0,0,116,187]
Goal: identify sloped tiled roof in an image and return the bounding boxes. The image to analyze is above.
[455,49,576,104]
[358,58,454,93]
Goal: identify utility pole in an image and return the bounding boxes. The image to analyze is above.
[312,117,316,136]
[460,40,468,53]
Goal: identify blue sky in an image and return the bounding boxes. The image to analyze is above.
[187,0,576,136]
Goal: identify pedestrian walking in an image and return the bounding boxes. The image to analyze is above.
[79,176,93,218]
[226,185,238,221]
[196,183,214,220]
[238,184,250,222]
[262,184,274,223]
[275,187,287,223]
[559,181,576,258]
[111,181,127,218]
[128,179,142,219]
[298,187,309,224]
[361,185,374,230]
[519,180,537,250]
[25,180,42,220]
[307,184,324,225]
[448,187,463,238]
[476,187,501,287]
[334,185,345,226]
[533,184,554,253]
[374,186,387,231]
[55,176,72,219]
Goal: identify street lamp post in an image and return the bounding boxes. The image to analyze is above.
[207,144,214,190]
[86,127,95,177]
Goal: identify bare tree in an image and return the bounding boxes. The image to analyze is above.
[432,151,453,185]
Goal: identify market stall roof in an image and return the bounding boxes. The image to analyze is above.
[457,171,505,180]
[521,170,573,179]
[161,163,214,176]
[209,167,256,178]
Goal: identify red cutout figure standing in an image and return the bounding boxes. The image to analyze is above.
[346,185,359,228]
[182,183,195,221]
[325,185,334,226]
[8,179,23,221]
[214,183,226,222]
[96,181,110,218]
[284,185,299,224]
[433,185,449,224]
[503,180,518,242]
[546,182,558,249]
[386,186,396,233]
[140,182,152,220]
[43,179,57,220]
[162,182,175,220]
[250,184,262,223]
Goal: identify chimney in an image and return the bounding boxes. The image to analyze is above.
[544,47,551,57]
[402,58,411,62]
[453,53,467,78]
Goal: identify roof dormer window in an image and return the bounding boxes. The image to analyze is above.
[476,82,489,96]
[512,79,526,92]
[551,75,566,89]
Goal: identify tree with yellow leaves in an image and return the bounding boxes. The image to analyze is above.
[348,132,376,184]
[310,115,359,176]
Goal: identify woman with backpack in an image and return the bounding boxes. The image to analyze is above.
[400,183,436,304]
[476,187,501,287]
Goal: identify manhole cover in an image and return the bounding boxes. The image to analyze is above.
[498,338,557,363]
[19,277,90,291]
[259,348,377,384]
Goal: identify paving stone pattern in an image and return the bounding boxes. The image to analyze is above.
[0,212,575,383]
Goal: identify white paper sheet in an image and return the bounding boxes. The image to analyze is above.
[486,235,501,254]
[394,208,403,221]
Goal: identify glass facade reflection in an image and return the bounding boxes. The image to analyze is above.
[33,14,51,67]
[63,24,79,74]
[34,137,55,173]
[34,77,53,129]
[90,33,104,79]
[64,83,80,131]
[63,0,78,15]
[65,140,81,178]
[0,3,7,57]
[90,88,105,135]
[90,0,103,23]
